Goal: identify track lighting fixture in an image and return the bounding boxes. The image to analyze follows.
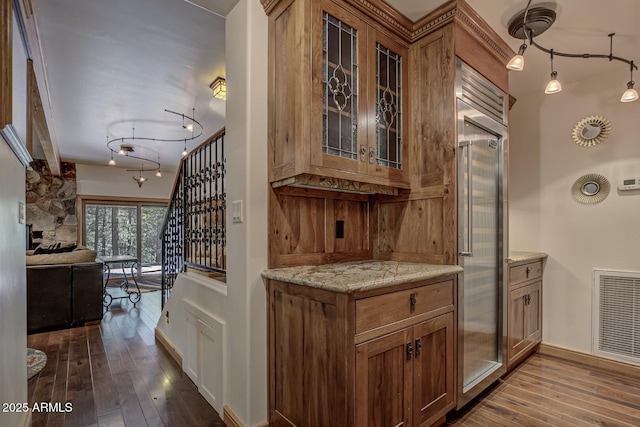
[544,50,562,94]
[620,61,638,103]
[108,137,116,165]
[507,0,637,102]
[506,42,527,71]
[105,108,204,187]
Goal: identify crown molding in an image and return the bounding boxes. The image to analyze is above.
[453,0,514,62]
[260,0,279,15]
[260,0,514,61]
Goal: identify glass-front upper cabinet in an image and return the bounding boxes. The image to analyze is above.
[313,1,408,185]
[268,0,409,192]
[312,1,368,177]
[368,30,408,184]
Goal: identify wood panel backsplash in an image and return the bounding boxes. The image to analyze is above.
[269,186,372,268]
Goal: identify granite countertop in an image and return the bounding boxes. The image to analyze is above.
[506,251,548,264]
[261,260,463,293]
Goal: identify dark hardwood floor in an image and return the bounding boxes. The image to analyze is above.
[28,292,640,427]
[27,291,226,427]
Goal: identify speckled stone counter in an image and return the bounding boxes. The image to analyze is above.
[261,260,462,293]
[506,251,548,264]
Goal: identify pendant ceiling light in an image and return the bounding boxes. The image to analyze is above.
[506,0,637,102]
[506,42,527,71]
[620,61,638,103]
[544,50,562,94]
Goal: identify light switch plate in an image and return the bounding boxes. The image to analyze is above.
[232,200,243,223]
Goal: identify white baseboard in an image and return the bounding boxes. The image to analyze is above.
[224,405,244,427]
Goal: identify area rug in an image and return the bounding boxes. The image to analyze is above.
[27,348,47,380]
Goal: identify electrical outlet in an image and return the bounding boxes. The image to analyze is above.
[165,310,170,324]
[232,200,243,223]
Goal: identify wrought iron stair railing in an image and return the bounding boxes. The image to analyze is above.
[161,128,226,307]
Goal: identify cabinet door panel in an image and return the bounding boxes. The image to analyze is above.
[356,328,412,427]
[311,0,368,175]
[368,28,409,184]
[525,281,542,343]
[508,285,527,361]
[413,312,455,426]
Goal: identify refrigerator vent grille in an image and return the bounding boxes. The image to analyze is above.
[593,269,640,365]
[459,63,507,126]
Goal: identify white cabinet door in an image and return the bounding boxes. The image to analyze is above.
[184,311,200,383]
[198,318,223,415]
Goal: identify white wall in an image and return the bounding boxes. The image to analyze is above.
[75,163,173,199]
[157,0,269,425]
[0,139,28,427]
[509,67,640,353]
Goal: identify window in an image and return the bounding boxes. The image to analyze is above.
[80,198,167,279]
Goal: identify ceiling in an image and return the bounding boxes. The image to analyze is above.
[33,0,235,172]
[33,0,639,171]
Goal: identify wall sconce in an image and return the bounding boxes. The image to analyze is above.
[210,77,226,100]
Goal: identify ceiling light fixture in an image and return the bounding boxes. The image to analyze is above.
[108,137,116,166]
[133,164,149,188]
[106,108,204,187]
[210,77,226,100]
[507,0,637,102]
[544,50,562,94]
[621,61,639,103]
[506,42,527,71]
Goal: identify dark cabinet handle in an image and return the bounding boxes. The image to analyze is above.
[360,145,366,162]
[409,293,416,313]
[406,341,413,361]
[415,338,422,358]
[526,266,531,278]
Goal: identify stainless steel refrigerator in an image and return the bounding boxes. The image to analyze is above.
[455,60,508,409]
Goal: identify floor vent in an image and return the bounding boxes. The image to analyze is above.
[593,269,640,365]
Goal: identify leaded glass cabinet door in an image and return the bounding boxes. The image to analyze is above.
[311,1,368,176]
[367,30,408,184]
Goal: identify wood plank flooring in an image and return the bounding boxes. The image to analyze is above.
[28,291,640,427]
[27,291,225,427]
[446,352,640,427]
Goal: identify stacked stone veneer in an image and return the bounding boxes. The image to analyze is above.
[26,160,78,245]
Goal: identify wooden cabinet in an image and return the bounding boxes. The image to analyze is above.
[507,260,543,370]
[267,275,457,427]
[267,0,409,193]
[356,312,454,427]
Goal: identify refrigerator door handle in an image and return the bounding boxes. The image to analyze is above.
[460,141,473,257]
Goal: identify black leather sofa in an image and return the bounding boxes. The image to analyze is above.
[27,261,104,333]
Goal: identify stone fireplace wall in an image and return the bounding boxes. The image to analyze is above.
[26,160,77,246]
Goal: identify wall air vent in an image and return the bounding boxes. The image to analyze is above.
[593,269,640,365]
[456,59,507,126]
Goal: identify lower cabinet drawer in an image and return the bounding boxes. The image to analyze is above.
[355,279,454,334]
[509,261,542,285]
